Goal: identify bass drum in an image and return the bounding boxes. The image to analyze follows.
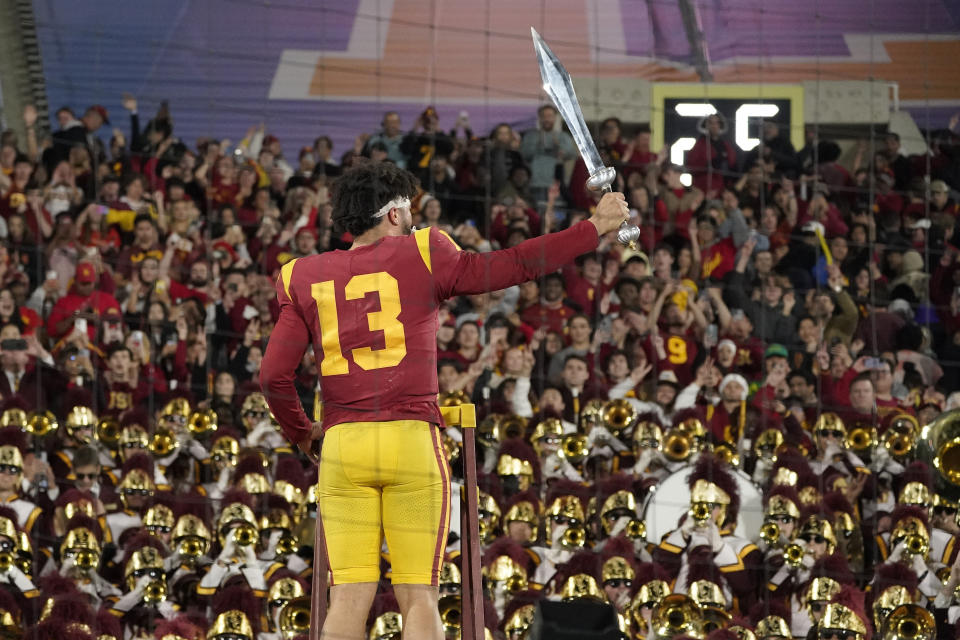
[640,465,764,544]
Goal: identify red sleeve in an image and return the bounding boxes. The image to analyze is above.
[834,367,859,407]
[47,298,78,339]
[260,278,313,445]
[431,220,599,301]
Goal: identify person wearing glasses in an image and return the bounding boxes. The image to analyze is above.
[0,430,41,541]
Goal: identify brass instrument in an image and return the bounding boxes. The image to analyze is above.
[438,595,461,638]
[561,526,587,550]
[26,411,58,438]
[232,524,258,547]
[702,605,731,633]
[278,597,311,639]
[602,399,637,435]
[880,603,936,640]
[783,543,806,568]
[663,431,692,463]
[901,534,929,560]
[626,519,646,541]
[96,417,120,450]
[188,409,218,436]
[560,434,588,464]
[500,415,527,441]
[143,579,167,604]
[651,594,703,639]
[179,538,206,558]
[884,430,916,460]
[690,503,711,522]
[845,426,877,455]
[276,534,299,556]
[937,566,952,586]
[916,409,960,494]
[149,426,180,457]
[713,442,740,467]
[0,552,13,572]
[760,522,781,546]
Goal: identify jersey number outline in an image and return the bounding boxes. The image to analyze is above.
[311,272,406,375]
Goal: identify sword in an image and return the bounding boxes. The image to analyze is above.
[531,27,640,248]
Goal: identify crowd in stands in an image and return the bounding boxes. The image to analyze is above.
[0,92,960,639]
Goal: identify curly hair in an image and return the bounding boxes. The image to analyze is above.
[330,160,419,237]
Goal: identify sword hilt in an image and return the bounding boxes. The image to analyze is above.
[589,167,639,250]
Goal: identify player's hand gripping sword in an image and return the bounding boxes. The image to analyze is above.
[531,27,641,248]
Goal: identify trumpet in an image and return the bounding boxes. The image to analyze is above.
[188,409,218,436]
[232,524,258,547]
[690,503,711,522]
[880,603,936,640]
[901,534,929,559]
[279,597,311,639]
[651,594,703,639]
[760,522,781,545]
[561,526,587,550]
[149,426,180,457]
[845,425,877,454]
[276,534,299,556]
[97,418,121,450]
[602,399,637,435]
[626,519,646,541]
[143,579,167,604]
[178,537,206,558]
[713,442,740,467]
[26,411,58,438]
[560,433,588,464]
[783,543,806,568]
[883,430,916,460]
[500,415,527,441]
[663,432,692,463]
[438,595,462,637]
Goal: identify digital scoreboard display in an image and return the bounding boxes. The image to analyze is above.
[651,84,805,184]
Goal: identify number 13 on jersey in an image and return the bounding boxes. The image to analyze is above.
[311,272,407,375]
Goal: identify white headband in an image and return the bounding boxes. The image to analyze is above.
[373,196,411,218]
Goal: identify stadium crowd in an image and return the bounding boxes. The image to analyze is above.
[0,94,959,640]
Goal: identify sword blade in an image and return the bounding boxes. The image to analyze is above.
[530,27,605,179]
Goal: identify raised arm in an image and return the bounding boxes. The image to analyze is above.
[434,192,628,299]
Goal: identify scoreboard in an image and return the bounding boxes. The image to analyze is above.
[650,83,805,183]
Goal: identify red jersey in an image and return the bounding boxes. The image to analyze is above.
[520,303,576,335]
[643,331,698,387]
[261,222,599,443]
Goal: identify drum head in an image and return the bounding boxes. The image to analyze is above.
[641,465,763,543]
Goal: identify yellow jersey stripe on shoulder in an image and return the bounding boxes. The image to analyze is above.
[414,227,434,273]
[438,229,461,251]
[280,258,299,300]
[415,227,461,274]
